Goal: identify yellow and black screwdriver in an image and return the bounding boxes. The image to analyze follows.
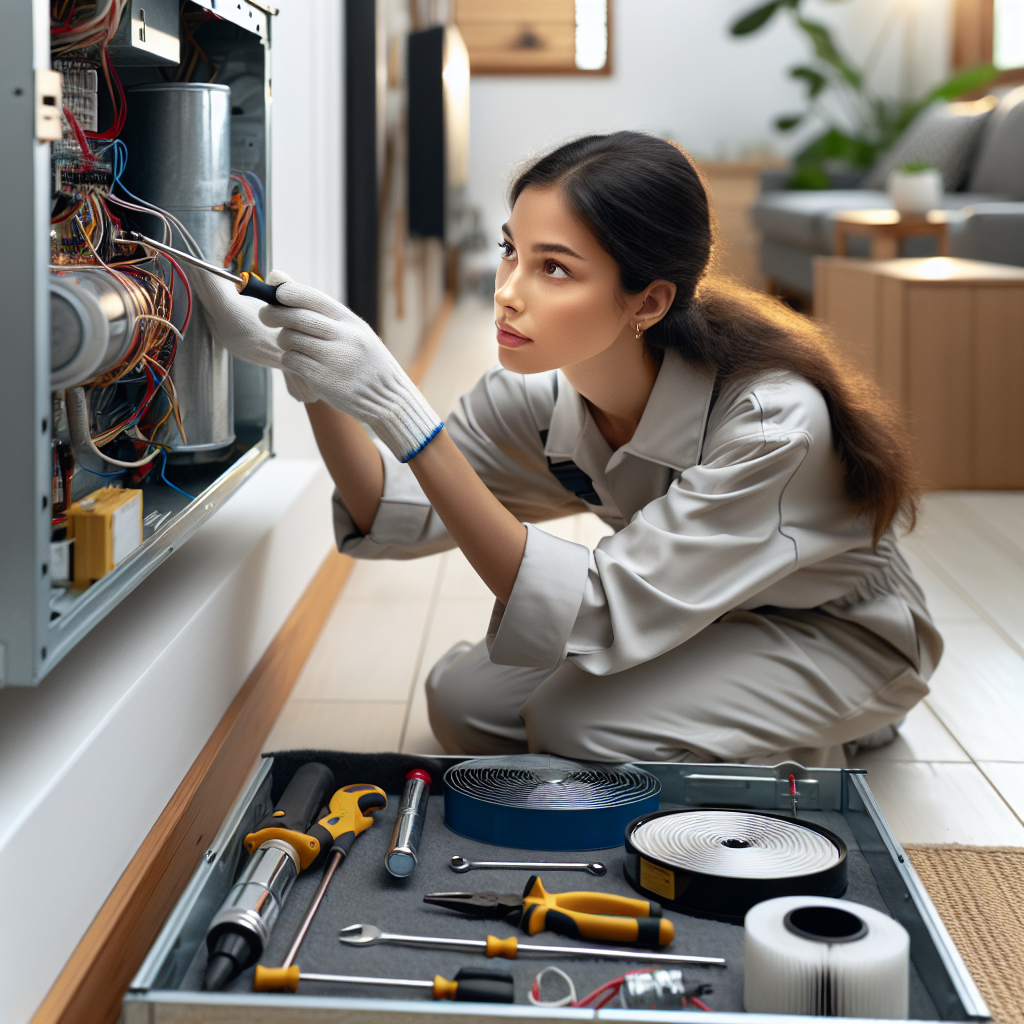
[277,783,388,971]
[115,230,282,305]
[254,964,514,1003]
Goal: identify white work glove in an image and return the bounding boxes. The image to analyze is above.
[188,266,318,403]
[259,285,442,463]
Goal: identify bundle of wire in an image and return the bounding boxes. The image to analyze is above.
[49,106,198,501]
[48,5,255,507]
[51,0,128,140]
[528,967,712,1012]
[223,171,266,277]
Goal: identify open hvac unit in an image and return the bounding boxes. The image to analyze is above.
[1,0,275,685]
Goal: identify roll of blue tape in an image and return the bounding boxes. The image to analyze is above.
[443,755,660,851]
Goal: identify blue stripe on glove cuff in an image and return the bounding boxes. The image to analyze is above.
[400,421,444,463]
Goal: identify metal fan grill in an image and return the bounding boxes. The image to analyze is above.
[624,809,848,921]
[443,754,660,851]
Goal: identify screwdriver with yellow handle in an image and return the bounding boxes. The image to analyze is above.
[277,783,388,970]
[254,964,514,1002]
[115,230,283,305]
[425,875,676,946]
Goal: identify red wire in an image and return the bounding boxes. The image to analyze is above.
[575,976,624,1007]
[690,997,712,1012]
[158,250,193,334]
[62,106,94,167]
[86,47,126,140]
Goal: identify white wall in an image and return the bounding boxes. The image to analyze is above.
[0,6,345,1019]
[467,0,953,247]
[269,0,345,461]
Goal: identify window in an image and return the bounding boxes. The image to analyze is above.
[994,0,1024,69]
[453,0,610,75]
[954,0,1024,82]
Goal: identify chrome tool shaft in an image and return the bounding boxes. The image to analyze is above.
[281,849,344,969]
[116,232,245,286]
[338,924,725,966]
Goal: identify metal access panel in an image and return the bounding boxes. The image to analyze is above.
[0,0,274,686]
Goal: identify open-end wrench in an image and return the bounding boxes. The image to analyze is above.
[338,924,726,967]
[450,855,607,876]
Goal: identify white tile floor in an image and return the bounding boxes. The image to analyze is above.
[263,296,1024,847]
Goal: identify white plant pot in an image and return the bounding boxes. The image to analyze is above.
[887,168,944,216]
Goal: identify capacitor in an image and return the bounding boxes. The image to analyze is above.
[385,768,431,877]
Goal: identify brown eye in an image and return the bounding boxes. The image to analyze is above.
[544,260,570,279]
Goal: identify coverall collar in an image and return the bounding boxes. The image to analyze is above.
[543,349,717,473]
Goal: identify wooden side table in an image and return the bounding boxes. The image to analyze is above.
[833,209,951,259]
[814,256,1024,489]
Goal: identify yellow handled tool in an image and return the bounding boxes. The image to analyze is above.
[424,875,675,946]
[254,963,514,1002]
[278,784,388,971]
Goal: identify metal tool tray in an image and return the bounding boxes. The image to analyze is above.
[123,755,990,1024]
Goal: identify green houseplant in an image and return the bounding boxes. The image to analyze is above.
[731,0,997,188]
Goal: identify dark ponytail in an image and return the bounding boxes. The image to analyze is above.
[510,131,918,544]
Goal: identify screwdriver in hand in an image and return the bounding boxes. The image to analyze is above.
[115,230,282,305]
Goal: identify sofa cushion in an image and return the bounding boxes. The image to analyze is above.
[753,190,886,251]
[862,98,998,190]
[967,86,1024,198]
[754,189,1002,254]
[950,202,1024,266]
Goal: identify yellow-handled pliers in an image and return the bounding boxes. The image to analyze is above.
[424,875,675,946]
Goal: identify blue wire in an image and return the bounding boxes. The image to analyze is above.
[160,450,195,500]
[79,466,124,478]
[110,139,163,213]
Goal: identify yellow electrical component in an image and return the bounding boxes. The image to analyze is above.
[67,487,143,588]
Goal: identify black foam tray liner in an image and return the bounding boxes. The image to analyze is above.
[178,772,939,1016]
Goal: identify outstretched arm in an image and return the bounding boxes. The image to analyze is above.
[301,378,526,604]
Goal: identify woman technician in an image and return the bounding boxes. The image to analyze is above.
[195,132,941,768]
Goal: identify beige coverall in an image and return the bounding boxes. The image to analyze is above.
[332,351,943,767]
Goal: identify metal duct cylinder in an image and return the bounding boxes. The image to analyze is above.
[50,270,137,389]
[121,82,234,451]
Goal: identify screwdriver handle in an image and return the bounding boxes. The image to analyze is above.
[307,784,388,869]
[236,271,281,305]
[254,965,300,992]
[435,968,515,1002]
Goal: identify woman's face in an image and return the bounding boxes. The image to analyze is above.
[494,185,651,375]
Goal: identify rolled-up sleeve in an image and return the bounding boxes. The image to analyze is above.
[332,367,586,560]
[333,438,457,559]
[487,524,592,668]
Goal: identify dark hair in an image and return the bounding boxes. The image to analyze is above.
[510,131,917,544]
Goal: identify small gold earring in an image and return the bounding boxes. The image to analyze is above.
[635,322,643,340]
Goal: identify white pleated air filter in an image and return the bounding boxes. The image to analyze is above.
[744,896,909,1018]
[443,754,660,850]
[624,809,848,920]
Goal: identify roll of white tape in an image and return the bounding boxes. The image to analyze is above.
[744,896,909,1018]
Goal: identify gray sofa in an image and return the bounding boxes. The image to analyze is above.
[753,86,1024,297]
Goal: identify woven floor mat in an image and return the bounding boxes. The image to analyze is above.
[905,845,1024,1024]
